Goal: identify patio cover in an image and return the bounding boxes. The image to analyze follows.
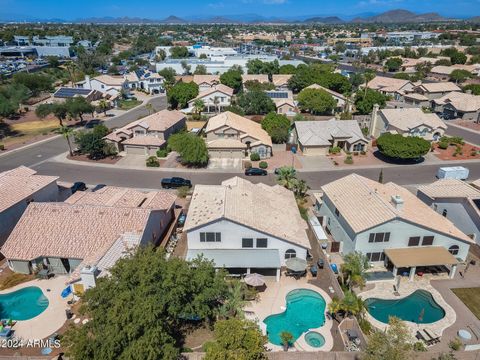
[384,247,459,268]
[186,249,281,268]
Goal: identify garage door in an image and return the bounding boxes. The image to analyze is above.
[209,149,243,159]
[125,145,146,155]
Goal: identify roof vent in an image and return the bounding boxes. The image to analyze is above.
[391,195,404,211]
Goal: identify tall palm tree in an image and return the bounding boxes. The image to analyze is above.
[219,280,246,319]
[56,126,75,156]
[193,99,205,117]
[342,251,370,290]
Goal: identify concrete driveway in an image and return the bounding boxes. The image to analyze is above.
[116,154,147,167]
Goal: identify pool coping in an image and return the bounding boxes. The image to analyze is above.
[0,285,49,321]
[358,278,456,338]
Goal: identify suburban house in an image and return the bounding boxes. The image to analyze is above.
[1,186,176,292]
[432,92,480,121]
[78,74,128,97]
[187,84,234,113]
[370,106,447,141]
[193,75,221,91]
[125,69,164,94]
[430,65,480,81]
[366,76,414,99]
[305,84,349,112]
[104,109,186,156]
[272,74,292,89]
[417,179,480,244]
[317,174,473,279]
[205,111,273,159]
[184,177,310,281]
[265,90,297,115]
[292,119,368,156]
[0,166,60,248]
[413,82,461,100]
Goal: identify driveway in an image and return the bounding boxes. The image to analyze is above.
[208,158,242,170]
[116,154,147,167]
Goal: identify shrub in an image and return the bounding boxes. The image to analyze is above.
[156,149,169,158]
[259,161,268,169]
[250,153,260,161]
[244,161,252,169]
[177,186,190,198]
[376,133,430,160]
[471,150,478,156]
[358,317,372,335]
[0,144,4,151]
[438,141,449,150]
[449,337,462,351]
[344,155,354,164]
[146,156,160,167]
[414,341,427,352]
[329,146,341,154]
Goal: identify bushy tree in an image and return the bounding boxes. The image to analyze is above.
[65,97,94,122]
[385,57,403,72]
[237,90,276,115]
[279,64,297,74]
[12,72,53,96]
[463,84,480,95]
[297,88,336,115]
[74,124,110,159]
[354,89,388,115]
[261,112,290,143]
[36,102,68,126]
[194,64,208,75]
[168,132,209,167]
[204,318,267,360]
[246,59,279,78]
[450,69,472,84]
[170,46,189,58]
[376,133,430,160]
[0,83,30,118]
[158,67,177,89]
[220,69,243,93]
[287,63,348,93]
[167,82,198,109]
[63,247,228,360]
[243,80,275,92]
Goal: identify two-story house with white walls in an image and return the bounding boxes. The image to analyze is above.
[317,174,473,280]
[184,177,310,281]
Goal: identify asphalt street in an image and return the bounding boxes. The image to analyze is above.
[445,123,480,146]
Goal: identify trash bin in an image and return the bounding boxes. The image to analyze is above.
[65,309,73,320]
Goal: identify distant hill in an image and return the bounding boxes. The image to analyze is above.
[160,15,187,24]
[75,16,161,24]
[304,16,344,24]
[469,16,480,23]
[352,9,449,23]
[200,16,239,24]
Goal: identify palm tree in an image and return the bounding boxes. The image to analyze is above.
[342,251,370,290]
[213,96,220,114]
[193,99,205,117]
[219,280,247,319]
[98,99,109,116]
[276,166,297,191]
[56,126,75,156]
[328,296,342,322]
[64,61,78,87]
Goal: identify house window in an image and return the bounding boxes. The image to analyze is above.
[334,208,340,217]
[422,236,434,246]
[408,236,420,247]
[200,232,221,242]
[368,232,390,243]
[366,252,385,262]
[448,245,459,256]
[442,209,448,217]
[285,249,296,259]
[242,238,253,248]
[256,238,268,248]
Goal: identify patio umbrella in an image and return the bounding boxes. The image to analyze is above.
[244,273,265,287]
[285,257,308,272]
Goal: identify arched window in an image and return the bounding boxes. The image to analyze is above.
[448,245,459,256]
[442,209,448,217]
[285,249,296,259]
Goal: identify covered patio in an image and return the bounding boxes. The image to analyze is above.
[385,247,459,281]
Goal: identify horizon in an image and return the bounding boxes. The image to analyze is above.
[0,0,479,21]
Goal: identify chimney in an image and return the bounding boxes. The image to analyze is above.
[465,89,472,95]
[391,195,404,211]
[85,75,91,89]
[370,104,380,137]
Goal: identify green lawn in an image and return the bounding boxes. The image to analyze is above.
[452,287,480,319]
[118,99,142,110]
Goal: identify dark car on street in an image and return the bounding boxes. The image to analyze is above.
[85,119,103,129]
[71,182,87,194]
[245,168,267,176]
[161,177,192,189]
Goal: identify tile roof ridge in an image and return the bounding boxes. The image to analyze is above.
[354,174,398,218]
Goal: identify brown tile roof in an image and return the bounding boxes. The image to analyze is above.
[193,75,220,86]
[433,92,480,112]
[122,136,166,147]
[272,74,292,87]
[184,177,310,249]
[191,84,234,101]
[242,74,269,84]
[321,174,473,243]
[366,76,412,92]
[416,82,461,93]
[418,179,480,199]
[0,166,58,213]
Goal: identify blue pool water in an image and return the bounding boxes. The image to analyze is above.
[0,286,49,321]
[365,289,445,324]
[305,331,325,348]
[263,289,326,345]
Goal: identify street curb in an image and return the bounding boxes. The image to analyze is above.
[0,135,62,158]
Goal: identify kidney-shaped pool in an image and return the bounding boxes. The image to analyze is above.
[0,286,49,321]
[365,289,445,324]
[263,288,326,346]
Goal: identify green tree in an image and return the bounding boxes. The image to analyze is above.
[377,133,431,160]
[280,331,294,351]
[276,166,297,191]
[362,317,413,360]
[385,57,403,72]
[193,99,205,117]
[12,72,53,96]
[167,82,199,109]
[463,84,480,95]
[56,126,74,156]
[167,132,209,167]
[237,90,276,115]
[220,69,243,93]
[170,46,189,58]
[63,247,228,360]
[97,99,109,116]
[194,64,208,75]
[279,64,297,74]
[224,105,245,115]
[181,60,191,75]
[450,69,472,84]
[0,83,30,118]
[243,80,275,92]
[342,251,370,289]
[36,102,68,126]
[354,89,387,115]
[297,88,336,115]
[158,67,177,89]
[204,318,267,360]
[450,52,467,65]
[65,97,94,122]
[261,112,290,143]
[218,280,247,319]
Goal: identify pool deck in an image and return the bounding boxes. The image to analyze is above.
[358,276,456,338]
[0,276,69,340]
[244,276,334,352]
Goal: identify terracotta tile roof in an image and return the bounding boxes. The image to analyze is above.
[242,74,269,84]
[272,74,292,87]
[122,136,166,147]
[403,93,429,101]
[1,203,153,262]
[366,76,412,92]
[193,75,220,86]
[295,119,367,146]
[433,92,480,112]
[0,166,58,213]
[418,179,480,199]
[321,174,473,243]
[65,186,176,210]
[431,64,480,76]
[416,82,461,93]
[184,177,310,249]
[380,108,446,131]
[207,139,247,149]
[191,84,234,101]
[206,111,272,147]
[92,75,126,86]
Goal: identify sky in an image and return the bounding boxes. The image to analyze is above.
[0,0,479,20]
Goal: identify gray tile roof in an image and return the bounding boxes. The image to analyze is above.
[294,119,367,146]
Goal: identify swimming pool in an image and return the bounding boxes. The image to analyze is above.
[0,286,49,321]
[263,288,326,346]
[365,289,445,324]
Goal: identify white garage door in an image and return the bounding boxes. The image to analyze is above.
[125,145,146,155]
[209,149,243,159]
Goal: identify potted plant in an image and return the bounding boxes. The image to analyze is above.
[280,331,293,351]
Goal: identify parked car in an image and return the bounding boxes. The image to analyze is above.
[317,259,324,269]
[71,182,87,194]
[245,168,267,176]
[85,119,103,129]
[161,177,192,189]
[310,264,318,277]
[91,184,107,192]
[178,213,186,226]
